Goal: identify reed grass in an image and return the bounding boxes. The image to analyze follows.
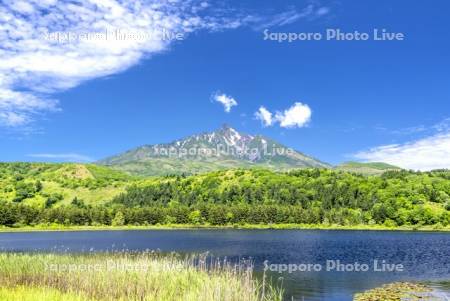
[0,286,90,301]
[0,252,282,301]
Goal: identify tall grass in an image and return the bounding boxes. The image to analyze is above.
[0,286,89,301]
[0,252,282,301]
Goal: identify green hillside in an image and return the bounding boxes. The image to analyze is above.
[1,163,449,228]
[336,161,401,175]
[0,163,132,207]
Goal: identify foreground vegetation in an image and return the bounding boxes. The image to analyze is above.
[1,163,449,229]
[0,252,281,301]
[1,223,449,232]
[0,286,88,301]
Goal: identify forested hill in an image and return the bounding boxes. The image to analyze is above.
[111,169,450,226]
[0,163,449,228]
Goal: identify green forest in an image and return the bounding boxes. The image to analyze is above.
[0,163,449,228]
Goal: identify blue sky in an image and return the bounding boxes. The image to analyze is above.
[1,0,449,170]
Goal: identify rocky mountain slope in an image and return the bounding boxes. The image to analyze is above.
[99,125,331,176]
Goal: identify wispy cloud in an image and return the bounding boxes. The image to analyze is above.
[316,7,330,16]
[212,92,238,113]
[0,1,328,128]
[433,117,450,133]
[390,125,427,135]
[27,153,94,162]
[255,102,312,128]
[0,112,29,127]
[250,5,330,30]
[374,118,450,136]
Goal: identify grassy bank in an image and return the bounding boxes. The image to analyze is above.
[0,252,282,301]
[0,223,449,233]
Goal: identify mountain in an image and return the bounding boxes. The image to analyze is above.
[336,161,401,175]
[98,125,331,176]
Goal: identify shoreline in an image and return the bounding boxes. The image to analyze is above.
[1,224,449,233]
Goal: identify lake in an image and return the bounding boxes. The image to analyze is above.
[0,229,449,300]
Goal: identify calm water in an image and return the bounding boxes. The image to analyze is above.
[0,229,449,300]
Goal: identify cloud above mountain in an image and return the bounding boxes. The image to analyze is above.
[275,102,312,128]
[213,92,238,113]
[255,102,312,128]
[0,0,328,128]
[1,0,205,126]
[255,106,273,127]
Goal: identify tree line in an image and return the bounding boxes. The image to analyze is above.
[1,202,448,227]
[0,168,449,228]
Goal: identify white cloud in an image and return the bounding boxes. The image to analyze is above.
[27,153,93,162]
[275,102,312,128]
[10,1,35,14]
[0,1,327,128]
[1,0,209,126]
[254,102,312,128]
[254,106,273,126]
[354,133,450,171]
[213,93,238,113]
